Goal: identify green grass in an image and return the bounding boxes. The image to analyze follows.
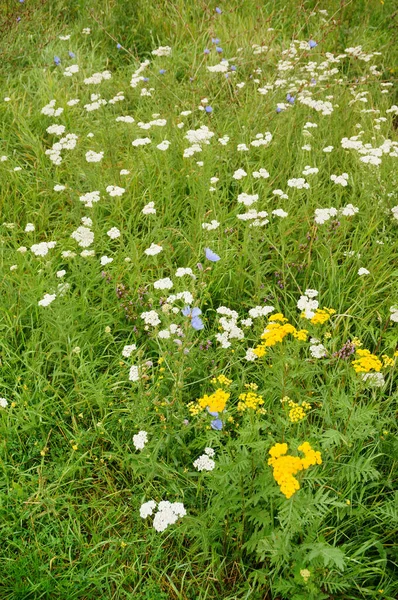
[0,0,398,598]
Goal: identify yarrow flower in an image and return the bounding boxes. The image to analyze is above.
[133,430,148,451]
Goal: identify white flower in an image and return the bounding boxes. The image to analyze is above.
[106,185,125,197]
[54,184,66,191]
[85,150,104,163]
[156,140,171,151]
[122,344,137,357]
[305,289,318,298]
[56,270,66,278]
[31,241,57,257]
[252,168,270,179]
[362,372,385,387]
[152,46,172,56]
[202,220,220,231]
[272,209,288,218]
[82,27,91,34]
[107,227,120,239]
[132,137,151,147]
[71,226,94,248]
[310,344,327,358]
[38,293,56,307]
[193,453,215,472]
[287,178,310,189]
[154,277,173,290]
[140,500,157,518]
[237,193,258,206]
[141,310,161,327]
[25,223,35,232]
[175,267,195,278]
[133,430,148,451]
[129,365,140,381]
[144,243,162,256]
[391,206,398,221]
[273,189,288,199]
[120,169,130,175]
[79,191,100,207]
[46,124,66,136]
[63,64,79,77]
[232,168,247,180]
[389,306,398,322]
[0,398,8,408]
[100,256,113,266]
[248,305,274,318]
[330,173,348,186]
[358,267,370,276]
[152,501,186,532]
[142,202,156,215]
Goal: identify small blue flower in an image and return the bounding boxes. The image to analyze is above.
[54,56,61,65]
[309,40,317,49]
[216,46,223,54]
[276,106,282,113]
[143,77,149,82]
[159,69,166,74]
[182,306,204,330]
[204,48,210,55]
[230,65,237,71]
[205,105,213,113]
[288,96,295,104]
[215,7,222,13]
[211,419,223,431]
[205,248,220,262]
[116,43,122,49]
[211,37,220,44]
[68,51,76,58]
[207,409,219,417]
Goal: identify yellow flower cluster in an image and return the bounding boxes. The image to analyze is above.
[210,374,232,386]
[382,354,394,368]
[308,307,336,325]
[352,349,382,373]
[237,391,266,414]
[268,442,322,499]
[253,314,308,357]
[287,399,311,423]
[198,388,230,413]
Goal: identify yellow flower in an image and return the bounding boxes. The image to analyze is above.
[382,354,394,368]
[237,391,264,412]
[198,388,230,413]
[310,307,336,325]
[268,442,322,498]
[352,349,382,373]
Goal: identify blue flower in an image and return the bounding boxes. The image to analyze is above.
[68,51,76,58]
[230,65,237,71]
[204,48,210,55]
[211,37,220,44]
[205,248,220,262]
[205,105,213,113]
[54,56,61,65]
[215,7,222,13]
[159,69,166,74]
[182,306,204,330]
[309,40,317,49]
[211,419,223,430]
[216,46,223,54]
[276,106,283,113]
[116,43,122,49]
[288,96,295,104]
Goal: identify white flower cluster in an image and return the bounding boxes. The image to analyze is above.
[152,46,172,57]
[309,338,327,358]
[215,307,244,348]
[0,398,8,408]
[84,70,112,85]
[116,115,135,123]
[184,125,214,157]
[144,243,162,256]
[253,168,270,179]
[122,344,136,357]
[362,372,385,387]
[31,241,57,257]
[85,150,104,163]
[232,168,247,180]
[158,323,183,340]
[390,306,398,323]
[46,124,66,136]
[132,137,151,147]
[80,190,100,208]
[154,277,173,290]
[107,227,120,239]
[38,293,56,307]
[193,447,216,472]
[133,430,148,451]
[330,173,348,186]
[129,365,140,382]
[248,305,275,319]
[314,203,358,224]
[287,177,310,189]
[41,99,63,117]
[237,209,269,227]
[142,202,156,215]
[166,291,194,306]
[140,310,161,327]
[297,288,319,319]
[84,93,107,112]
[71,225,94,248]
[63,64,79,77]
[250,131,272,147]
[106,185,125,197]
[130,60,150,88]
[175,267,195,278]
[45,133,78,165]
[140,500,186,532]
[237,192,258,207]
[202,220,220,231]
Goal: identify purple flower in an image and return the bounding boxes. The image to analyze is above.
[309,40,317,49]
[159,69,166,74]
[211,37,220,44]
[211,419,223,430]
[204,48,210,55]
[230,65,237,71]
[216,46,223,53]
[68,51,76,58]
[205,105,213,113]
[54,56,61,65]
[143,77,149,82]
[182,306,204,330]
[116,43,122,49]
[288,96,295,104]
[276,106,282,113]
[205,248,220,262]
[215,7,222,13]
